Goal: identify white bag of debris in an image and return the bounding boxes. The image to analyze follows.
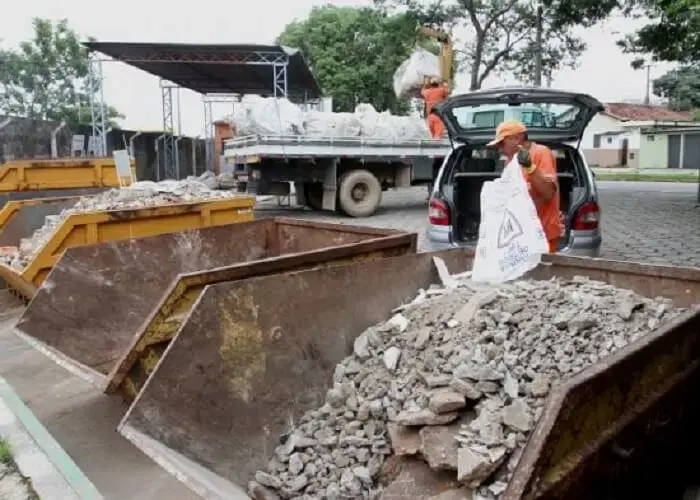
[393,48,441,98]
[232,96,305,136]
[353,104,431,140]
[471,157,549,283]
[303,110,362,137]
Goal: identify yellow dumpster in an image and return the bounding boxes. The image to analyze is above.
[0,157,137,208]
[0,196,255,300]
[0,157,137,191]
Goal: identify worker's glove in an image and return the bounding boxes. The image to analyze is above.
[516,148,531,168]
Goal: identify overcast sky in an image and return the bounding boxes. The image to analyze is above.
[4,0,676,136]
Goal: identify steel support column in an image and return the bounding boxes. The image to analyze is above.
[88,54,107,157]
[160,80,176,179]
[273,63,288,97]
[203,98,214,172]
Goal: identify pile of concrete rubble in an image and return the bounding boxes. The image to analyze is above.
[1,177,239,270]
[249,260,686,500]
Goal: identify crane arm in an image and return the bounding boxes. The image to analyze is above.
[418,27,453,88]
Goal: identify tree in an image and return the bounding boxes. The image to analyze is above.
[375,0,621,90]
[277,6,427,113]
[652,66,700,111]
[617,0,700,65]
[0,18,123,127]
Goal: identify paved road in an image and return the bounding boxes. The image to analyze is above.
[257,181,700,268]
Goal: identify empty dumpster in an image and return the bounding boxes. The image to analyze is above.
[115,250,700,499]
[0,196,256,300]
[16,218,416,393]
[0,157,137,207]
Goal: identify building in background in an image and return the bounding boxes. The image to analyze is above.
[579,103,696,169]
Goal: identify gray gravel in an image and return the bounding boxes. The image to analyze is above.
[248,264,688,499]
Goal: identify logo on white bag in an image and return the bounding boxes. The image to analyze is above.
[497,209,524,248]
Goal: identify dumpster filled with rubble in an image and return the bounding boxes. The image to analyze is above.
[0,177,256,299]
[117,249,700,499]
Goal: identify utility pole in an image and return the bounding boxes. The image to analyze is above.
[644,63,652,105]
[534,2,543,87]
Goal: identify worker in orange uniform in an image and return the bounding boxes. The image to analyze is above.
[487,120,563,253]
[421,76,449,139]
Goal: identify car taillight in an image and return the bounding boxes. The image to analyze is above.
[428,198,450,226]
[573,200,600,230]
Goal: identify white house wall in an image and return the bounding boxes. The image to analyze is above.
[579,113,624,149]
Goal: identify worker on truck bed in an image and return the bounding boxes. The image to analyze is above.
[487,119,564,253]
[422,76,449,138]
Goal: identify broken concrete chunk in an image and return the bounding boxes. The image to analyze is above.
[382,313,409,333]
[380,457,459,499]
[414,327,432,349]
[419,425,460,471]
[449,378,482,401]
[502,400,532,433]
[457,446,507,488]
[503,371,519,399]
[384,347,402,371]
[428,390,467,414]
[254,471,283,490]
[433,256,458,289]
[387,423,422,456]
[353,331,372,359]
[249,481,281,500]
[395,409,459,426]
[529,375,550,397]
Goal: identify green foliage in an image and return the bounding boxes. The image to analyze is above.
[277,6,424,113]
[0,18,123,127]
[375,0,620,90]
[652,66,700,111]
[0,438,12,465]
[618,0,700,64]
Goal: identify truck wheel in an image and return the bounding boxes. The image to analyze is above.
[303,182,324,211]
[338,170,382,218]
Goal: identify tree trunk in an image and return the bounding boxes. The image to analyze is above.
[469,36,485,90]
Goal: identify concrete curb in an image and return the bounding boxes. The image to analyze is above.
[0,376,103,499]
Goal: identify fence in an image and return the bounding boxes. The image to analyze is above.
[0,116,207,182]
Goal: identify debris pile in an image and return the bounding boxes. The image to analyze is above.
[250,262,687,499]
[0,177,241,269]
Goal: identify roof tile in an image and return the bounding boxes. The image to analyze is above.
[604,103,692,122]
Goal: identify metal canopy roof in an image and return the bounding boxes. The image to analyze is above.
[83,42,323,99]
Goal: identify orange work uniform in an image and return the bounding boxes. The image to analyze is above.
[523,143,564,253]
[421,86,449,138]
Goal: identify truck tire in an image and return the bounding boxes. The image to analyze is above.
[338,170,382,218]
[303,182,324,211]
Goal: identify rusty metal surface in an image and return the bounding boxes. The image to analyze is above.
[117,249,472,491]
[0,197,79,247]
[506,307,700,499]
[502,256,700,499]
[17,219,415,379]
[104,224,416,400]
[119,250,700,499]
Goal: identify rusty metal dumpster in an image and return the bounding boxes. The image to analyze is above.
[115,250,700,499]
[16,219,416,396]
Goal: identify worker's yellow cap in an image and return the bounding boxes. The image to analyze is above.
[487,120,527,147]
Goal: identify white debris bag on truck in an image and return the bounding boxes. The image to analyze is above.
[303,110,363,137]
[393,48,441,98]
[471,156,549,283]
[233,96,305,136]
